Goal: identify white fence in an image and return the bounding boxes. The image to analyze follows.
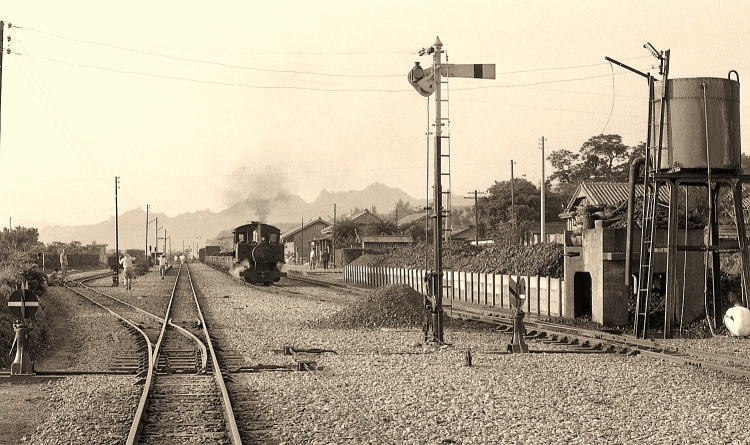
[344,265,565,317]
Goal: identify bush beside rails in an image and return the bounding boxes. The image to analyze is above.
[348,241,564,278]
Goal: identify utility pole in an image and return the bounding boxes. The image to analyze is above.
[0,21,5,146]
[115,177,120,286]
[154,217,158,255]
[332,204,336,267]
[540,136,546,244]
[464,190,485,245]
[145,204,149,263]
[510,161,516,238]
[300,217,304,265]
[164,229,167,257]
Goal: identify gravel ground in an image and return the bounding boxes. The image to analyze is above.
[190,262,750,444]
[659,335,750,360]
[84,266,179,318]
[37,286,138,372]
[24,375,140,445]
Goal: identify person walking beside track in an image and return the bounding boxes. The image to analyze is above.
[59,248,68,281]
[120,253,135,290]
[159,254,167,280]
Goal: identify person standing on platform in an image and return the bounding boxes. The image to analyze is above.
[120,253,134,290]
[59,248,68,281]
[322,249,330,270]
[159,254,167,280]
[309,248,316,270]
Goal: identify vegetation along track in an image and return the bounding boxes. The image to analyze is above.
[65,265,240,444]
[286,273,750,380]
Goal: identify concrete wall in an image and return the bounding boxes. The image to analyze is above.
[564,221,705,326]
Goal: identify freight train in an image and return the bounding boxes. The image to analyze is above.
[205,222,286,285]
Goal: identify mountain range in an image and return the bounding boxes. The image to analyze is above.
[38,183,420,250]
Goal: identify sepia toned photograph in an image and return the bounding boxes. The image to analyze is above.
[1,1,750,443]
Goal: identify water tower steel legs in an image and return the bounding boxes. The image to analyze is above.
[663,180,679,338]
[660,175,750,338]
[731,181,750,306]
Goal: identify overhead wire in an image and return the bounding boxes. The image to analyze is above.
[13,41,146,210]
[11,24,404,78]
[600,61,616,133]
[12,23,654,78]
[12,42,111,186]
[11,49,650,96]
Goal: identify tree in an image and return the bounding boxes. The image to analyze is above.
[391,199,418,222]
[332,219,359,248]
[547,133,645,203]
[369,220,399,236]
[0,227,41,258]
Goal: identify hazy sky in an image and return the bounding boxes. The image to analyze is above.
[1,0,748,227]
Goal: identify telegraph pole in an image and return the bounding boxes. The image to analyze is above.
[164,229,167,257]
[540,136,546,243]
[464,190,485,245]
[300,217,304,265]
[154,217,158,255]
[145,204,149,263]
[115,177,120,286]
[332,204,337,267]
[510,161,516,237]
[0,21,5,146]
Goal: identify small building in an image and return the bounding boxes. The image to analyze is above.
[88,243,108,265]
[359,235,412,250]
[281,217,331,264]
[451,226,494,245]
[345,209,382,232]
[562,182,703,326]
[527,222,566,245]
[398,212,429,229]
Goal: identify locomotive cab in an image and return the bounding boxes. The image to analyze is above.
[232,222,286,284]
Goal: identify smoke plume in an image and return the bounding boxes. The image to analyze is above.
[224,164,291,222]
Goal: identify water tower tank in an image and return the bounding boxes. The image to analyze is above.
[650,77,741,171]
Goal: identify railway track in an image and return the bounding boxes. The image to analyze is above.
[282,272,750,379]
[67,264,241,444]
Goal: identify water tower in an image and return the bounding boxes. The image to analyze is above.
[609,44,750,338]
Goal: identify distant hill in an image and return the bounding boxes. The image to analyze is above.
[38,183,420,249]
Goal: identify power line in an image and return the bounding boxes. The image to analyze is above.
[451,71,633,90]
[10,50,646,94]
[10,51,412,92]
[12,23,653,79]
[12,24,404,78]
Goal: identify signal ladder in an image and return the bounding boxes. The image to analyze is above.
[438,73,453,242]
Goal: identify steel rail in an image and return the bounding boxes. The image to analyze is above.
[61,282,156,443]
[73,279,208,369]
[447,303,750,379]
[280,272,750,379]
[126,263,183,445]
[185,263,243,444]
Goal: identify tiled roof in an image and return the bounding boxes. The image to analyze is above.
[565,182,670,212]
[280,217,331,240]
[360,235,412,243]
[397,213,428,226]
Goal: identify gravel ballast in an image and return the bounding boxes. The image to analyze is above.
[24,375,140,445]
[190,262,750,444]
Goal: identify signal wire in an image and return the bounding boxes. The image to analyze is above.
[11,24,403,78]
[11,50,646,94]
[600,61,616,133]
[9,50,411,93]
[12,23,652,79]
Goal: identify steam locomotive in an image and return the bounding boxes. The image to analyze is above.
[226,222,286,284]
